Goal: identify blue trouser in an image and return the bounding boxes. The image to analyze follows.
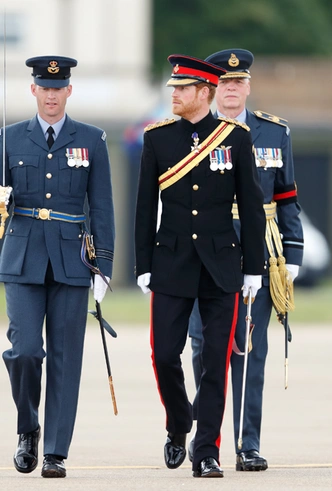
[3,280,89,458]
[188,285,272,453]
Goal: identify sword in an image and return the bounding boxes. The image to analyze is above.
[237,287,253,451]
[0,8,12,239]
[284,311,289,389]
[92,301,118,415]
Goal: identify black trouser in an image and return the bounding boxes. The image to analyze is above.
[151,290,239,470]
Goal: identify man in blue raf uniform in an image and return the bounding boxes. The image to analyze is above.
[188,49,304,471]
[0,56,115,478]
[135,54,266,478]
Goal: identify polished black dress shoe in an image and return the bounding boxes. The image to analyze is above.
[236,450,268,471]
[188,436,194,462]
[13,425,41,473]
[41,454,66,478]
[164,433,186,469]
[193,457,224,478]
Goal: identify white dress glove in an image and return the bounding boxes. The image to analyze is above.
[93,275,110,303]
[242,274,262,301]
[137,272,151,294]
[286,264,299,282]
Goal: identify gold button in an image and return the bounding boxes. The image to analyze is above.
[192,234,197,240]
[156,242,160,246]
[46,193,52,199]
[192,210,198,216]
[47,153,53,159]
[18,161,23,166]
[78,234,82,238]
[10,229,13,233]
[193,184,199,191]
[46,173,52,179]
[232,243,235,247]
[220,170,224,174]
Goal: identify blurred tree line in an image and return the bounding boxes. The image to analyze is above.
[152,0,332,76]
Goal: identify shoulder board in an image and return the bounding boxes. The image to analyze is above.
[254,110,288,127]
[217,117,250,131]
[144,118,176,132]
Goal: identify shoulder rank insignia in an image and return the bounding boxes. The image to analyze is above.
[144,118,176,132]
[254,110,288,127]
[217,117,250,132]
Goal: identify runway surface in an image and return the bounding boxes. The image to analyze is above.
[0,320,331,490]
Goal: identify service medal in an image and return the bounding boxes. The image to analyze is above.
[224,147,233,170]
[75,148,83,167]
[209,149,221,171]
[82,148,90,167]
[66,148,76,167]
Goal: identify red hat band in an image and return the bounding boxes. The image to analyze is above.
[172,65,219,85]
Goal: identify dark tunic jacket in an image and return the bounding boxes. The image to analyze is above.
[135,111,265,298]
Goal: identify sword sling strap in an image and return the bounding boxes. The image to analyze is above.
[232,201,294,314]
[158,121,236,191]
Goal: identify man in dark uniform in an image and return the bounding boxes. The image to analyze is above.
[0,56,115,478]
[135,54,266,478]
[188,49,304,471]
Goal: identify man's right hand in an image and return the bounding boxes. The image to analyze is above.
[137,273,151,294]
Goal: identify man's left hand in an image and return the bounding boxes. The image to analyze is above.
[286,264,299,282]
[242,274,262,302]
[93,275,110,303]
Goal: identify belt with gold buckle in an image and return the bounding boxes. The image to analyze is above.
[13,206,86,223]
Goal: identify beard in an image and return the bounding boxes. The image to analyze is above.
[172,94,201,121]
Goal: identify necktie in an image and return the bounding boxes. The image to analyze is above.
[47,126,54,149]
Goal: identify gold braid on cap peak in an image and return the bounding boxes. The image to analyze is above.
[144,118,176,132]
[217,117,250,132]
[254,110,288,127]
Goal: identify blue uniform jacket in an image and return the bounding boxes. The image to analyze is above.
[0,115,115,286]
[233,110,304,286]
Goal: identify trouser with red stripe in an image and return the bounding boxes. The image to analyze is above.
[150,291,238,470]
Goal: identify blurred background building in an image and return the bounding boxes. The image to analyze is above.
[0,0,331,286]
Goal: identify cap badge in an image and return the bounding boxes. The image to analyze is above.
[228,53,239,68]
[48,61,60,74]
[173,64,180,73]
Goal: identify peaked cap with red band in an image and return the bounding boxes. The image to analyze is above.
[166,54,226,87]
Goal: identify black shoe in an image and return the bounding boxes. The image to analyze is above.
[193,457,224,478]
[41,455,66,478]
[188,436,194,462]
[13,425,41,473]
[164,433,186,469]
[236,450,268,471]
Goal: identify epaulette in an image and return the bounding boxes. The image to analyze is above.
[144,118,176,132]
[254,110,288,127]
[217,117,250,131]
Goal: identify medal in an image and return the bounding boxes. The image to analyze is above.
[209,149,219,171]
[75,148,83,167]
[66,148,76,167]
[191,132,201,153]
[224,147,233,170]
[82,148,89,167]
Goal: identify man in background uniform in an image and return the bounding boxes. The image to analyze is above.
[135,53,265,478]
[188,48,304,471]
[0,55,115,478]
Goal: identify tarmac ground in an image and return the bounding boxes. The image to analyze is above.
[0,320,331,490]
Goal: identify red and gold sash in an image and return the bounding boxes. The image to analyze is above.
[158,121,236,191]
